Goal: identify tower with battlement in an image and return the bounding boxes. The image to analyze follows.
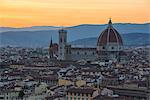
[58,28,67,60]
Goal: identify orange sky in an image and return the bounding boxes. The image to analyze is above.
[0,0,150,27]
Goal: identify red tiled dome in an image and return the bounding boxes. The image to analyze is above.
[97,19,123,46]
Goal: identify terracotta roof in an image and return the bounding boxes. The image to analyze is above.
[97,19,123,46]
[107,86,147,93]
[93,95,129,100]
[119,51,126,56]
[71,47,96,50]
[34,75,58,81]
[81,68,102,72]
[66,87,96,94]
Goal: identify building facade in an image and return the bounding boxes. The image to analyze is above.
[66,88,99,100]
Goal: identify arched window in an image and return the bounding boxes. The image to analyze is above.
[66,49,69,54]
[64,37,66,42]
[93,52,95,55]
[60,38,62,43]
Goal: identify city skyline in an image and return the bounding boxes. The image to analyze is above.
[1,0,150,27]
[0,1,150,99]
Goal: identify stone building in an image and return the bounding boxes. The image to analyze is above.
[49,19,126,62]
[97,19,126,62]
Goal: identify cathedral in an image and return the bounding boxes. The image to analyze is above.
[49,19,126,62]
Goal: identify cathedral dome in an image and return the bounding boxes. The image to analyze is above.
[97,19,123,46]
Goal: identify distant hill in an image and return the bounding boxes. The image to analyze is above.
[70,33,150,46]
[0,23,150,47]
[0,30,57,47]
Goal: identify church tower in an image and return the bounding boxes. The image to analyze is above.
[49,37,53,59]
[58,28,67,60]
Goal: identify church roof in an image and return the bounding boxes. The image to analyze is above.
[97,19,123,46]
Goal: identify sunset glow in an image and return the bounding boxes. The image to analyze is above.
[0,0,150,27]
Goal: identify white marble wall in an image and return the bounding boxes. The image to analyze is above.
[70,48,97,61]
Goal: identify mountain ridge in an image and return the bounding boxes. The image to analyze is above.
[0,23,149,33]
[70,33,150,46]
[0,23,150,47]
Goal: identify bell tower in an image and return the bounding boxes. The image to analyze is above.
[58,28,67,60]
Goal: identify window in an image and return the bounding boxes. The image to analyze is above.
[78,93,80,96]
[60,38,62,43]
[66,49,69,54]
[85,52,87,55]
[102,46,105,49]
[0,97,4,99]
[93,52,95,55]
[91,94,93,97]
[77,52,79,55]
[66,97,68,100]
[82,93,84,96]
[86,94,88,97]
[64,38,66,42]
[112,47,114,49]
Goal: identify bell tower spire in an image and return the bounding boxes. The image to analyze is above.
[50,36,53,48]
[49,36,53,59]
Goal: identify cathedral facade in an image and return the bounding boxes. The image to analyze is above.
[49,19,126,62]
[57,28,97,61]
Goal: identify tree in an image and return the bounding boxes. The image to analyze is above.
[18,90,25,100]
